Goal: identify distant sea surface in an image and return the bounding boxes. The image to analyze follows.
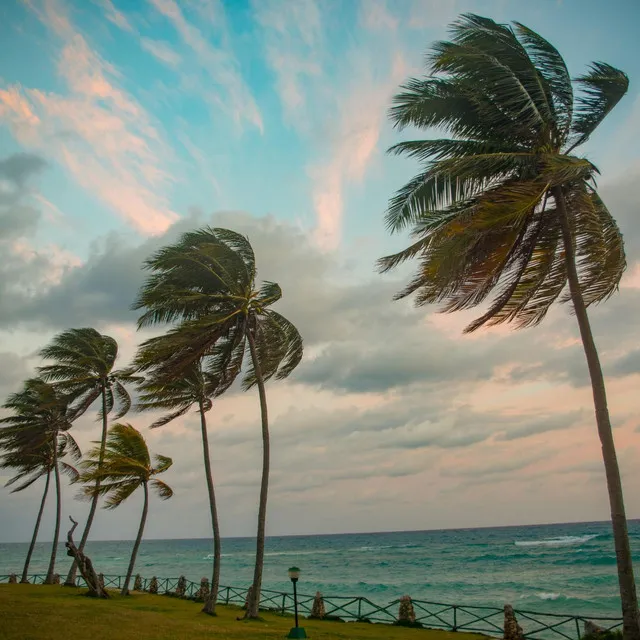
[2,521,639,618]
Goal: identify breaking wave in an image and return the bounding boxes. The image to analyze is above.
[514,534,598,548]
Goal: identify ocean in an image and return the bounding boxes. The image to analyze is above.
[2,520,638,620]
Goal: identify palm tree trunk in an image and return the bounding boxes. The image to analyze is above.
[121,481,148,596]
[21,471,51,583]
[245,326,269,619]
[199,401,221,616]
[65,383,108,586]
[556,186,640,640]
[45,436,61,585]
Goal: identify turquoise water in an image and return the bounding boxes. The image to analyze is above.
[2,521,638,619]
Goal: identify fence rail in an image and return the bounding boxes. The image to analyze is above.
[0,574,623,640]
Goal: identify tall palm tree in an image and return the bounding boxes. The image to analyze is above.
[132,227,303,618]
[38,328,142,586]
[0,440,76,583]
[135,360,227,614]
[0,379,80,584]
[80,423,173,597]
[379,14,637,639]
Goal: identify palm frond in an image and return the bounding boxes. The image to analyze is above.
[569,62,629,151]
[150,479,173,500]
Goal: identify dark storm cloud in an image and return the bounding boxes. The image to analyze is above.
[0,153,47,239]
[1,165,640,403]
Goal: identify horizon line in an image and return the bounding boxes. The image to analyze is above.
[2,517,634,545]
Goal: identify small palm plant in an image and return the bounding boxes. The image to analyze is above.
[39,328,142,586]
[80,423,173,597]
[0,379,80,584]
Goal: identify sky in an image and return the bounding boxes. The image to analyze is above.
[0,0,639,544]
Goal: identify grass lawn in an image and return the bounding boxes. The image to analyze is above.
[0,584,488,640]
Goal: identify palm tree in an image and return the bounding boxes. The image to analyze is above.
[0,440,73,583]
[0,379,80,584]
[379,14,637,639]
[135,360,227,614]
[80,423,173,597]
[132,227,303,618]
[38,328,142,586]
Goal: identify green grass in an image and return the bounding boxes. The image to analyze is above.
[0,584,487,640]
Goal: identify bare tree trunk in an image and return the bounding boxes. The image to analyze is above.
[121,482,148,597]
[66,383,108,586]
[65,516,108,598]
[245,326,269,619]
[45,436,61,585]
[21,471,51,583]
[199,402,221,616]
[556,187,640,640]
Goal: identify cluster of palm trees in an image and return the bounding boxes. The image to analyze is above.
[1,228,302,617]
[1,12,638,640]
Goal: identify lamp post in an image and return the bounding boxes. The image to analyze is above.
[287,567,307,639]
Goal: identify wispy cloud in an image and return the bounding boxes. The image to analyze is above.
[408,0,460,29]
[252,0,322,127]
[94,0,134,33]
[0,0,178,234]
[140,37,182,67]
[310,52,408,251]
[148,0,263,133]
[360,0,399,31]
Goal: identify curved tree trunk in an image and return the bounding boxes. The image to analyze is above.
[45,436,61,585]
[65,383,108,586]
[199,402,221,616]
[121,482,148,596]
[556,187,640,640]
[245,327,269,619]
[21,471,51,583]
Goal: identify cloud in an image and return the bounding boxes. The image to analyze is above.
[309,52,408,250]
[94,0,134,32]
[360,0,400,31]
[0,0,178,235]
[408,0,461,29]
[252,0,322,126]
[140,37,182,67]
[149,0,263,133]
[0,153,47,239]
[609,350,640,377]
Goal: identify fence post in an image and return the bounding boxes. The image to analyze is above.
[453,605,458,632]
[575,618,581,640]
[225,586,230,605]
[358,598,363,620]
[282,593,287,615]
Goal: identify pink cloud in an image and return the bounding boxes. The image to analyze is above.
[0,3,178,235]
[310,53,408,251]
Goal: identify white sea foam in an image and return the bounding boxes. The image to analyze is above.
[537,592,562,600]
[358,545,394,551]
[514,534,598,547]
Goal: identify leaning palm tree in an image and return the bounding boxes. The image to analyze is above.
[0,379,80,584]
[80,423,173,597]
[132,227,303,618]
[38,328,142,586]
[0,439,77,583]
[135,360,227,614]
[379,14,637,639]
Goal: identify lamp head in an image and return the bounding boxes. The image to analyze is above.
[288,566,300,582]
